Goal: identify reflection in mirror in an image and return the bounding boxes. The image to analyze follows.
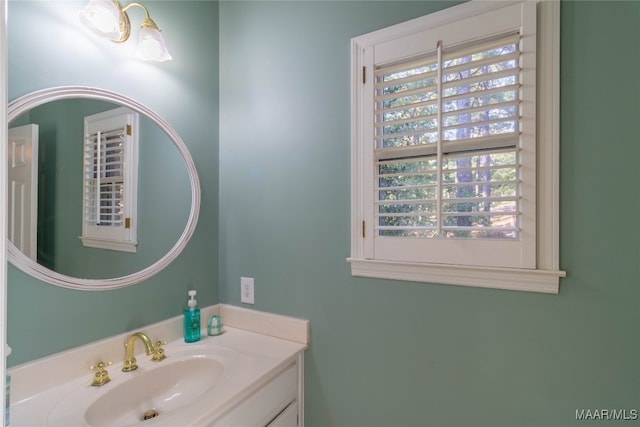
[7,87,200,290]
[10,98,188,279]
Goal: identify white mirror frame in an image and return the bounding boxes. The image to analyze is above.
[7,86,201,290]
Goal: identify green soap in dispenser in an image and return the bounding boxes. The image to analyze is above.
[183,290,201,343]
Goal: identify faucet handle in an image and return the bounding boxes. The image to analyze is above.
[151,341,167,362]
[89,361,112,386]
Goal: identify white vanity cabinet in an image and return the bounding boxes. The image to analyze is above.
[211,355,303,427]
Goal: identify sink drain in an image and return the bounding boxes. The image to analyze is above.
[142,409,160,421]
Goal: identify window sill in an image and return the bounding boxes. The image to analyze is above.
[347,258,565,294]
[80,237,137,253]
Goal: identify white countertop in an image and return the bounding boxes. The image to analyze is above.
[8,305,309,427]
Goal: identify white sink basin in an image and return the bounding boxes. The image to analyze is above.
[84,357,224,426]
[46,344,238,426]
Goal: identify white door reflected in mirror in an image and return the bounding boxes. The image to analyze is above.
[7,124,38,261]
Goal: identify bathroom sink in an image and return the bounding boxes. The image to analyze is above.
[46,344,238,427]
[84,357,224,426]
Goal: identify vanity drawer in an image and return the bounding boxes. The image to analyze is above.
[211,363,298,427]
[267,400,298,427]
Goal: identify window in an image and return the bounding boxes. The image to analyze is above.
[81,107,139,252]
[348,0,565,293]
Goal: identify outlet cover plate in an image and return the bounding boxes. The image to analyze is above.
[241,277,255,304]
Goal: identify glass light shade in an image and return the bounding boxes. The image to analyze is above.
[137,27,173,62]
[79,0,122,40]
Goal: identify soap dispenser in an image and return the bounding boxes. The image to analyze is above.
[183,290,201,343]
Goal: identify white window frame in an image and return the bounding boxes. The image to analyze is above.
[348,0,565,294]
[80,107,139,253]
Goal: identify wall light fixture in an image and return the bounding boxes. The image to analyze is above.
[79,0,172,62]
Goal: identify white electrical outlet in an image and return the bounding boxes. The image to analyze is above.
[240,277,255,304]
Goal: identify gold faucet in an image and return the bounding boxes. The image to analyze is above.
[122,332,166,372]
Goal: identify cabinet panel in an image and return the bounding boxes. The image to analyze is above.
[211,363,297,427]
[267,400,298,427]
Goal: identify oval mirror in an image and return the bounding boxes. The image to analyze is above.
[7,86,201,290]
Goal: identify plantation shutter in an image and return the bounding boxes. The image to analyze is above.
[84,128,127,228]
[374,32,521,241]
[81,107,138,252]
[357,1,537,269]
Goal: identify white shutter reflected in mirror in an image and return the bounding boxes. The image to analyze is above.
[80,107,139,252]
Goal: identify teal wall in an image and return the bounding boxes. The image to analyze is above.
[5,1,640,426]
[6,1,219,366]
[219,1,639,427]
